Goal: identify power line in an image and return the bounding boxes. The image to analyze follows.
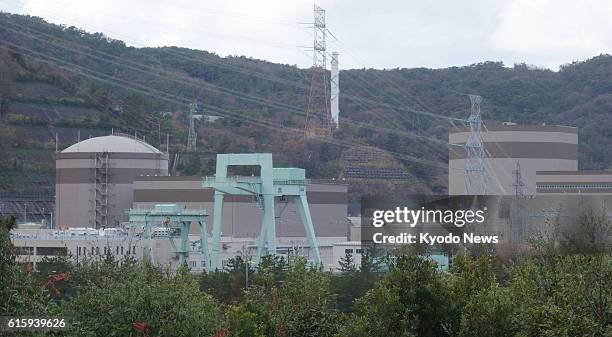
[1,3,462,127]
[0,39,447,169]
[0,19,452,150]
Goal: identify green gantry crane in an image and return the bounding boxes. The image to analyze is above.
[202,153,321,270]
[126,204,208,267]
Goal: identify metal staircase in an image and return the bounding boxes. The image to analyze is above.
[94,151,109,229]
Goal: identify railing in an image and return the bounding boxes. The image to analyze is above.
[203,176,308,185]
[272,179,309,185]
[10,232,128,240]
[203,176,261,183]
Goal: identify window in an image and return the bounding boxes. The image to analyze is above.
[538,183,612,190]
[37,247,68,256]
[116,246,119,255]
[77,246,81,256]
[13,246,34,255]
[121,246,124,255]
[345,249,353,254]
[356,249,364,254]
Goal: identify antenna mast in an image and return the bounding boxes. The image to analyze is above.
[465,94,486,195]
[304,5,332,138]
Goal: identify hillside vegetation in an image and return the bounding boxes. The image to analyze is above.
[1,12,611,197]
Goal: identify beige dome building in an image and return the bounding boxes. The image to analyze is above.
[55,134,168,228]
[449,124,578,195]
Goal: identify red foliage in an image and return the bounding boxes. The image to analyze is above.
[133,321,151,337]
[42,272,70,295]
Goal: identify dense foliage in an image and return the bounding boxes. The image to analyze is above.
[2,214,611,337]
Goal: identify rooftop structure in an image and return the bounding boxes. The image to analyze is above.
[61,135,163,153]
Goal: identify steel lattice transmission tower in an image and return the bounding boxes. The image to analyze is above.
[304,5,332,138]
[187,101,203,152]
[465,94,486,195]
[510,161,527,242]
[512,161,526,197]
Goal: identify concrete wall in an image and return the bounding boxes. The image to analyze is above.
[56,152,168,228]
[131,176,349,238]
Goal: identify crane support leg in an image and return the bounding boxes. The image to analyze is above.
[198,221,210,270]
[210,191,224,270]
[178,221,190,266]
[263,194,276,255]
[295,195,321,266]
[255,217,267,264]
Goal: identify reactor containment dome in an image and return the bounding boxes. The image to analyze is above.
[56,135,169,229]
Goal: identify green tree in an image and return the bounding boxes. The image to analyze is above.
[199,256,250,304]
[339,255,448,337]
[510,210,612,337]
[444,253,498,335]
[225,257,344,337]
[1,216,55,316]
[458,283,515,337]
[338,251,357,273]
[182,152,201,175]
[62,263,221,337]
[332,249,381,313]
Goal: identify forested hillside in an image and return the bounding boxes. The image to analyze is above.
[1,12,611,198]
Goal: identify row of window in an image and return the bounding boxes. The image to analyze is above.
[77,245,136,256]
[14,246,68,256]
[344,248,364,254]
[538,183,612,189]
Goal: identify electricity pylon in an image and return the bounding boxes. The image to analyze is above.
[187,102,202,152]
[304,5,332,138]
[510,161,527,242]
[465,94,486,195]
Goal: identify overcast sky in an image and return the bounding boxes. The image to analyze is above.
[2,0,611,70]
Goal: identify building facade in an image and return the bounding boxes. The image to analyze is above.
[55,135,169,228]
[449,124,578,195]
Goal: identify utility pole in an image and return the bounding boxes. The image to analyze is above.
[465,94,486,195]
[304,5,332,138]
[187,102,202,152]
